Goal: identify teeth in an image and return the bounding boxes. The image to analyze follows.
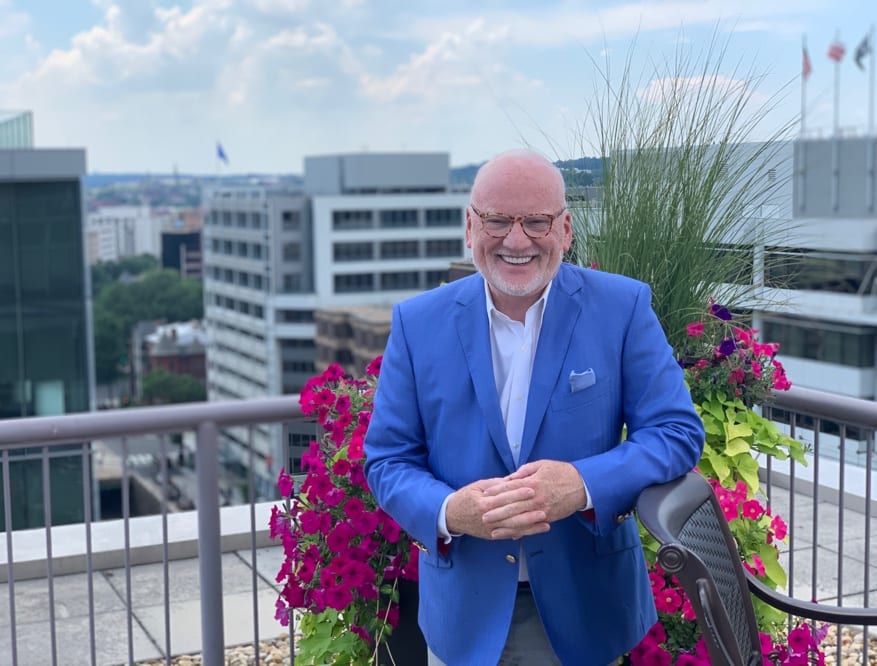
[501,256,534,264]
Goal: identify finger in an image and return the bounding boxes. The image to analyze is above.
[481,478,535,497]
[505,462,539,480]
[490,521,551,540]
[483,504,547,526]
[479,489,536,516]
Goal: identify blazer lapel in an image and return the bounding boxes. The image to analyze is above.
[519,266,583,463]
[455,278,517,474]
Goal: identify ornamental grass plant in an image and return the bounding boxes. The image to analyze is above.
[565,32,797,351]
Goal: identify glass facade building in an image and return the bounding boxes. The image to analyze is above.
[0,149,91,529]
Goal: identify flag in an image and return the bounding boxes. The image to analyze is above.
[855,33,872,70]
[802,47,813,79]
[216,142,229,164]
[828,39,846,62]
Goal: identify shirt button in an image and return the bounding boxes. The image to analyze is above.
[505,554,517,563]
[520,345,526,352]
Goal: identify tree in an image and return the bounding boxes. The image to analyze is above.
[92,268,203,387]
[91,254,159,296]
[141,369,206,404]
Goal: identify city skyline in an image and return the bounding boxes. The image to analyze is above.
[0,0,875,174]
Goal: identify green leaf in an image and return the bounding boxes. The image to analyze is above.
[734,454,760,493]
[723,437,751,457]
[724,421,753,441]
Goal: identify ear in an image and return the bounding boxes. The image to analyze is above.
[561,210,573,252]
[465,206,474,248]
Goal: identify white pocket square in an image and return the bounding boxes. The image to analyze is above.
[569,368,596,392]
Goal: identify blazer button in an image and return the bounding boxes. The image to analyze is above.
[505,554,517,563]
[616,514,628,525]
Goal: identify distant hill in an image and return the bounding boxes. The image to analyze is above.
[84,172,303,189]
[85,158,601,191]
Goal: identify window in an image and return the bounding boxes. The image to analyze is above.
[283,360,316,373]
[282,211,300,230]
[335,273,374,293]
[251,212,264,229]
[252,244,263,259]
[425,269,447,288]
[425,239,463,258]
[379,209,418,228]
[278,309,315,323]
[282,242,301,261]
[333,210,373,230]
[334,242,373,262]
[761,317,876,367]
[425,208,462,226]
[237,241,249,257]
[765,248,874,294]
[236,212,248,227]
[282,274,302,292]
[221,211,232,226]
[380,240,419,259]
[380,271,420,290]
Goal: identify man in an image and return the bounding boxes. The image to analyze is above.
[364,150,704,665]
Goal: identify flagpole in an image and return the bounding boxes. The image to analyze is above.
[834,31,841,137]
[802,35,808,136]
[870,25,875,136]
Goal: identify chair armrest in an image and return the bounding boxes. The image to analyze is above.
[745,570,877,625]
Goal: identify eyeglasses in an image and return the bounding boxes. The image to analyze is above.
[470,204,566,239]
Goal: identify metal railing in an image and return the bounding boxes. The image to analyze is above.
[0,397,304,666]
[765,385,876,664]
[0,386,874,664]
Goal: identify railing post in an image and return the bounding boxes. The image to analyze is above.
[196,421,225,665]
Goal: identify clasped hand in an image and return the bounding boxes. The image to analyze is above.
[445,460,587,541]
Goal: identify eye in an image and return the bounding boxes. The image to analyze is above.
[483,216,512,230]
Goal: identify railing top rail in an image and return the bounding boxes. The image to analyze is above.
[770,385,877,429]
[0,395,305,447]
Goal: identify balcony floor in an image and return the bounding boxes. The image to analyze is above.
[0,492,875,665]
[0,546,288,665]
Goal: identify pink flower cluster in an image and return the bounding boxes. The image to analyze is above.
[679,302,790,408]
[631,477,824,664]
[270,358,418,647]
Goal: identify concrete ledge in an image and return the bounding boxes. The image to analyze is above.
[0,501,277,582]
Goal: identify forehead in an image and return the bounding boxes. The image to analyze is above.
[472,154,565,213]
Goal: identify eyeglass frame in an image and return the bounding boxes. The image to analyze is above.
[469,204,567,239]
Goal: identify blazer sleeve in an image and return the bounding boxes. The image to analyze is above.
[363,304,455,554]
[574,282,705,535]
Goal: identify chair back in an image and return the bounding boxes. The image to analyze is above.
[636,472,763,666]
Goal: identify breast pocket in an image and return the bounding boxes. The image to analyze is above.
[550,380,614,413]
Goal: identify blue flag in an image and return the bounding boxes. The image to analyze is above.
[216,142,229,164]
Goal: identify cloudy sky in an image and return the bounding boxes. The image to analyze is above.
[0,0,874,174]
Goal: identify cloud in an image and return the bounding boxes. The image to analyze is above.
[0,3,29,39]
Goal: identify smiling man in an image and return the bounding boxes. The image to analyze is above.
[364,149,704,665]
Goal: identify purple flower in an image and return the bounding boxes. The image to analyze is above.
[716,338,737,356]
[710,303,732,321]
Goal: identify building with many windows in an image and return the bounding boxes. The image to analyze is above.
[753,137,877,401]
[202,152,469,496]
[0,147,92,528]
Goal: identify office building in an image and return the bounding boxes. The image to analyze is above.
[753,137,877,402]
[202,152,469,496]
[0,111,34,149]
[0,147,92,528]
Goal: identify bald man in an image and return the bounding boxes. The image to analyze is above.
[364,150,704,665]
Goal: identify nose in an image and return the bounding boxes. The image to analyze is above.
[503,221,532,248]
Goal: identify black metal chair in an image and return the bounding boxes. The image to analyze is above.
[636,471,877,666]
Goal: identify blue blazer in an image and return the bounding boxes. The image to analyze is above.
[364,263,705,665]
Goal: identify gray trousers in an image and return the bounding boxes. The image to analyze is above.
[426,585,561,666]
